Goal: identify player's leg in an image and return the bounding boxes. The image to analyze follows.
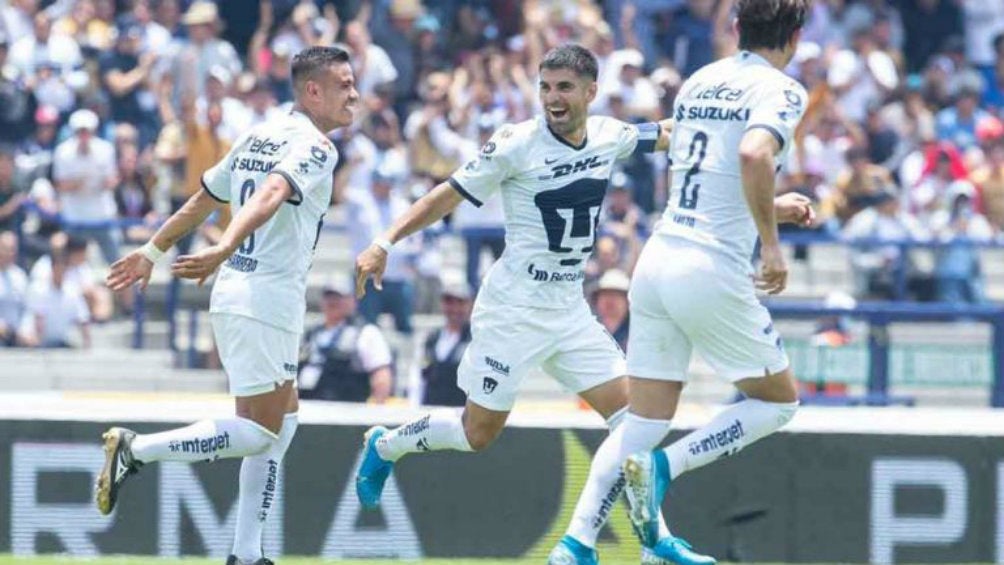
[355,297,546,508]
[96,315,297,516]
[230,383,300,565]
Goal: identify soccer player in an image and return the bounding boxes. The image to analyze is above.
[95,46,358,565]
[354,44,813,565]
[566,1,813,563]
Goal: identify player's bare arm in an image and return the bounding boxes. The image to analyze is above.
[106,188,223,291]
[172,174,294,285]
[774,192,815,226]
[739,127,786,295]
[654,118,674,151]
[355,182,465,297]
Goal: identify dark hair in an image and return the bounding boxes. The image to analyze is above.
[291,45,350,92]
[736,0,809,52]
[539,44,598,81]
[66,235,88,254]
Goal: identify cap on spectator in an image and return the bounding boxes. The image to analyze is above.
[414,14,440,33]
[390,0,423,20]
[116,15,143,38]
[322,277,353,297]
[594,269,630,295]
[207,65,232,87]
[182,1,218,26]
[610,170,633,192]
[69,109,99,132]
[650,65,682,90]
[441,282,473,301]
[977,116,1004,143]
[946,180,976,202]
[866,51,898,90]
[793,41,821,65]
[619,49,644,69]
[34,105,59,125]
[827,50,858,88]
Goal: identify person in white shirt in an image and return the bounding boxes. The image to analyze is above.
[0,231,28,346]
[52,109,120,264]
[22,242,90,348]
[96,46,358,565]
[584,2,814,564]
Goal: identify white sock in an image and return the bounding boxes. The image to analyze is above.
[664,399,798,480]
[566,412,672,547]
[131,418,277,463]
[376,410,473,462]
[232,413,298,563]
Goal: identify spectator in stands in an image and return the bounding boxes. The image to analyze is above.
[52,109,120,265]
[912,143,972,224]
[930,181,993,303]
[801,291,857,398]
[343,20,397,102]
[970,133,1004,232]
[99,16,158,148]
[298,278,393,403]
[9,10,87,114]
[599,171,647,272]
[113,142,157,244]
[829,146,895,223]
[0,30,37,146]
[414,282,473,407]
[591,269,630,352]
[30,232,113,322]
[130,0,171,54]
[0,151,24,234]
[585,235,624,289]
[901,0,963,74]
[1,0,35,44]
[844,189,930,300]
[937,80,991,152]
[169,1,241,102]
[0,231,28,346]
[347,165,417,334]
[22,241,90,348]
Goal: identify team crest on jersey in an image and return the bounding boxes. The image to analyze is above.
[778,88,804,122]
[482,377,498,394]
[481,141,497,155]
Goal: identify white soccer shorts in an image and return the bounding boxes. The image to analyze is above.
[457,293,626,411]
[626,235,790,382]
[211,313,301,397]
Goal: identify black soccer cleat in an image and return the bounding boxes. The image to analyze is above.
[95,427,142,515]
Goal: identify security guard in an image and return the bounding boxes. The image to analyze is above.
[418,283,473,406]
[299,277,393,402]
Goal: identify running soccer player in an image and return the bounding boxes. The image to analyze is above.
[96,46,357,565]
[353,44,813,565]
[567,1,812,563]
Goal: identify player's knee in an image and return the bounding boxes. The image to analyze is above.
[463,420,503,451]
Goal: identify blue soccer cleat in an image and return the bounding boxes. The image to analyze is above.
[547,535,599,565]
[641,536,717,565]
[355,426,393,509]
[622,449,671,548]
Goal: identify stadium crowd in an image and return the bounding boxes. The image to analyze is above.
[0,0,1003,398]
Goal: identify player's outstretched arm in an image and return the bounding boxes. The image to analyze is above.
[739,128,786,295]
[355,182,465,297]
[106,188,223,291]
[654,118,674,152]
[172,174,293,285]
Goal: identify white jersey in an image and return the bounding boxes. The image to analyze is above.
[202,110,337,334]
[450,115,660,309]
[657,51,808,268]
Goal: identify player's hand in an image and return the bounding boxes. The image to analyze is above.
[106,250,155,292]
[355,244,388,298]
[756,243,788,295]
[774,192,816,226]
[171,244,229,286]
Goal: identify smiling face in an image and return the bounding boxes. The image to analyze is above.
[538,67,596,137]
[299,61,358,132]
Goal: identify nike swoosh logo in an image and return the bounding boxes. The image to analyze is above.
[545,157,559,164]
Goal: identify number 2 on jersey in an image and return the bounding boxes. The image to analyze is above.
[238,179,256,254]
[678,131,708,210]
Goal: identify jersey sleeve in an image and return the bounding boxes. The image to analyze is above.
[745,80,808,152]
[201,156,231,203]
[447,125,517,207]
[615,120,661,159]
[271,135,338,205]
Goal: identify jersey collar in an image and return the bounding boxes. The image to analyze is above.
[738,50,772,68]
[542,116,588,151]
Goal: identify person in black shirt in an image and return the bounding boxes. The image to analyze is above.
[99,17,158,147]
[418,282,473,407]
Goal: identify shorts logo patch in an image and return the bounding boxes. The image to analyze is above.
[482,377,498,395]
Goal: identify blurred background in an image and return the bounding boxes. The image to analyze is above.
[1,0,1003,410]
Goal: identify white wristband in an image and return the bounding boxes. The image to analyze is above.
[139,241,166,264]
[373,237,393,254]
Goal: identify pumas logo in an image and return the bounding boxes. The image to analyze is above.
[482,377,498,394]
[485,356,510,376]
